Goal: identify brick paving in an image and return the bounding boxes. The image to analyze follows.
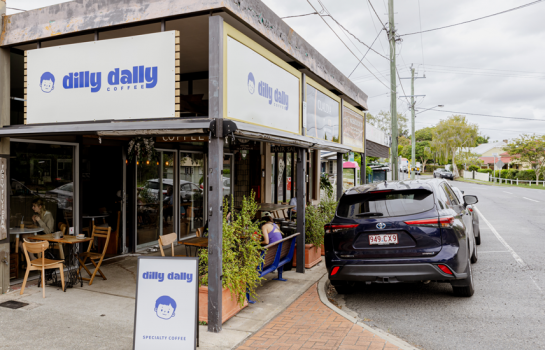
[236,283,402,350]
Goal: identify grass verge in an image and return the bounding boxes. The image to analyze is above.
[455,177,545,190]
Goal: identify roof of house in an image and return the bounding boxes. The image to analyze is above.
[467,142,507,156]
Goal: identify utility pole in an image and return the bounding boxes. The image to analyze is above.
[388,0,398,181]
[410,66,416,180]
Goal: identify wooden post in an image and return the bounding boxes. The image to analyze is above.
[207,15,224,333]
[296,148,306,273]
[337,153,343,200]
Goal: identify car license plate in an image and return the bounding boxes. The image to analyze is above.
[369,234,398,245]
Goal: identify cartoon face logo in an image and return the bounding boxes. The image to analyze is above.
[247,72,255,94]
[154,295,177,320]
[40,72,55,93]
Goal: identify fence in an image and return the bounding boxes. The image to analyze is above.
[490,177,545,186]
[463,170,489,182]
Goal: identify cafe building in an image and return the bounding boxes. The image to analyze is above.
[0,0,369,332]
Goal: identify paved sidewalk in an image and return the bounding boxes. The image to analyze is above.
[236,283,401,350]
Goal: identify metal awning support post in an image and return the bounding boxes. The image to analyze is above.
[361,113,367,185]
[295,147,306,273]
[207,15,224,333]
[337,153,343,200]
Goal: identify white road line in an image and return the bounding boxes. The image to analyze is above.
[503,191,513,194]
[523,197,539,202]
[474,206,542,293]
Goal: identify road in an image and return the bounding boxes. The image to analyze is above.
[335,179,545,350]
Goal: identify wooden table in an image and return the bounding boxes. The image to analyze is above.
[28,234,93,289]
[178,237,208,257]
[10,227,43,253]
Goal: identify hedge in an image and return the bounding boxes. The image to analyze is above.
[468,165,480,172]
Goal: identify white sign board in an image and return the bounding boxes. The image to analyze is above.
[26,32,176,124]
[133,257,198,350]
[227,37,300,134]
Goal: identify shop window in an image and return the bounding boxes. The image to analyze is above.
[179,153,204,238]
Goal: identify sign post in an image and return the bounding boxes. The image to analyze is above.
[133,256,199,350]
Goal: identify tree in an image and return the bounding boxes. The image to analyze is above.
[475,135,490,145]
[505,134,545,181]
[415,141,433,172]
[458,151,484,169]
[415,127,434,142]
[367,110,409,136]
[432,115,479,178]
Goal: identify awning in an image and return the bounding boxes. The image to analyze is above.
[0,118,214,137]
[234,121,352,153]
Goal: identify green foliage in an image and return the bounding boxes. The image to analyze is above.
[475,135,490,145]
[366,166,373,177]
[320,174,333,198]
[478,169,493,174]
[198,192,264,307]
[415,127,434,142]
[468,165,480,172]
[305,194,338,247]
[505,134,545,181]
[128,137,158,163]
[516,169,543,180]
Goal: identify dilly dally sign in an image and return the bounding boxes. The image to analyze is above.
[26,31,177,124]
[226,34,300,134]
[133,256,198,350]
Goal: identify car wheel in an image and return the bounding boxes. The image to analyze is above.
[452,257,475,297]
[475,227,481,245]
[470,236,478,264]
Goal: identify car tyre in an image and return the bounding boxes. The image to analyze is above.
[475,227,481,245]
[470,237,478,264]
[452,258,475,297]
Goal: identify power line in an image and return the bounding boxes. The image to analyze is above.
[281,12,319,19]
[417,0,425,73]
[365,0,388,56]
[425,109,545,122]
[415,121,545,136]
[305,0,392,91]
[419,68,545,79]
[423,64,545,76]
[400,0,545,36]
[347,29,384,78]
[7,7,26,11]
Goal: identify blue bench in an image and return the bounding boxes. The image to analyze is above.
[247,232,300,304]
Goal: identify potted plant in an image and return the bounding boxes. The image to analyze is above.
[319,193,337,256]
[198,192,264,324]
[292,204,323,268]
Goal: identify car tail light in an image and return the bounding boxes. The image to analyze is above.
[369,189,393,194]
[330,266,340,276]
[437,264,453,275]
[325,224,358,234]
[468,207,473,213]
[405,216,454,228]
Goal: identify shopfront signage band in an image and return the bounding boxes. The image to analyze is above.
[156,135,209,143]
[26,31,177,124]
[342,105,365,153]
[0,158,6,240]
[226,25,301,135]
[271,146,297,153]
[306,84,340,142]
[133,256,198,350]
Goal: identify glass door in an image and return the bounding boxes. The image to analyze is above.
[136,150,175,248]
[179,152,205,239]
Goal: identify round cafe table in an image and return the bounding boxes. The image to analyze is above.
[10,227,44,253]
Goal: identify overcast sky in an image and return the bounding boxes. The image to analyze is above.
[8,0,545,142]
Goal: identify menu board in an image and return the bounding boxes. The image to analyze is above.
[342,106,365,152]
[306,84,340,142]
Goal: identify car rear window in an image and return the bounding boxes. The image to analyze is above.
[337,189,435,218]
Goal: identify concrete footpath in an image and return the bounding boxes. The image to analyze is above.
[1,249,416,350]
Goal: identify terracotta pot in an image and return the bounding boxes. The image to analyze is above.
[198,286,247,324]
[292,244,322,268]
[320,243,325,256]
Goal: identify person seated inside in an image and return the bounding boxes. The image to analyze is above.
[20,198,55,260]
[260,211,283,245]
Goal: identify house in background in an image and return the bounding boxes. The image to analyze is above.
[466,141,513,169]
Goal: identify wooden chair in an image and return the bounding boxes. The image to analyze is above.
[21,239,65,298]
[158,233,185,257]
[77,226,111,285]
[196,227,204,238]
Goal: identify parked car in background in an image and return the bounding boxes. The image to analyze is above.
[410,166,421,175]
[223,177,231,197]
[142,179,202,202]
[434,168,454,180]
[452,186,481,245]
[46,182,74,210]
[325,178,479,297]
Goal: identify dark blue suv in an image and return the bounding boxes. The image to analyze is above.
[325,179,479,297]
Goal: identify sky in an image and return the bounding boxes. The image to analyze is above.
[8,0,545,142]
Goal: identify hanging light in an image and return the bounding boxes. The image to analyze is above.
[137,161,139,165]
[165,161,169,166]
[157,161,160,165]
[146,160,150,165]
[126,160,128,164]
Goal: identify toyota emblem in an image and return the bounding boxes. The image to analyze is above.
[376,223,386,229]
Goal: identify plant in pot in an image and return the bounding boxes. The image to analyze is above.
[198,192,264,324]
[293,200,332,268]
[318,193,338,255]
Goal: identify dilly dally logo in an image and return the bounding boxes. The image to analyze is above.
[40,66,158,94]
[40,72,55,93]
[154,295,177,321]
[247,71,289,111]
